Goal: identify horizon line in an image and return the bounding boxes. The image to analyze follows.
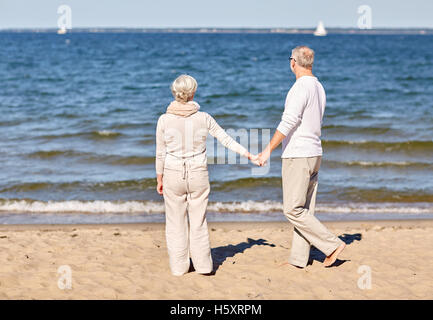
[1,27,433,35]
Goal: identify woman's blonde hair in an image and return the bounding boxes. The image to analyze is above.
[171,74,198,103]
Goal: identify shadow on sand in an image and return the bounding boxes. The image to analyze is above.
[208,238,276,274]
[189,233,361,274]
[307,233,362,267]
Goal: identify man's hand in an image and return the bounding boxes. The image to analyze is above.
[156,174,163,195]
[257,129,286,166]
[250,154,262,166]
[257,152,269,166]
[245,151,261,166]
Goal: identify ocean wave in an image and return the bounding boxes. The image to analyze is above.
[0,199,432,215]
[38,130,123,141]
[28,150,88,159]
[138,139,154,145]
[322,125,394,135]
[121,85,144,91]
[324,160,433,169]
[328,187,433,203]
[0,179,156,193]
[317,203,433,215]
[1,177,280,194]
[106,155,154,165]
[95,130,121,137]
[322,139,433,152]
[212,177,281,190]
[26,150,154,165]
[110,123,147,129]
[0,199,163,214]
[2,178,433,203]
[54,112,81,119]
[213,113,248,120]
[395,76,433,81]
[204,87,259,99]
[0,119,28,127]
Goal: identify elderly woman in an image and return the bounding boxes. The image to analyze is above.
[156,74,257,276]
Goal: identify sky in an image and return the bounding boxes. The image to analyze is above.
[0,0,432,29]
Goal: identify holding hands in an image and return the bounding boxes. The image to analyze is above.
[257,151,270,166]
[245,151,268,167]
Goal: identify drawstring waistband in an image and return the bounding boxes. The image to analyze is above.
[182,160,191,200]
[166,149,206,160]
[165,150,206,200]
[182,161,187,180]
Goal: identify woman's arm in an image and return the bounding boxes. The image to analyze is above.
[206,113,255,160]
[155,116,166,194]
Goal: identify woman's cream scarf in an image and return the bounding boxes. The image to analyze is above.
[166,100,200,117]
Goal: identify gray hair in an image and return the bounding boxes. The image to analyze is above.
[292,46,315,69]
[171,74,198,103]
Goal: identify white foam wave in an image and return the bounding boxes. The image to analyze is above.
[347,161,412,167]
[0,200,163,214]
[97,130,120,136]
[0,200,432,215]
[317,204,433,214]
[208,201,433,214]
[207,200,282,213]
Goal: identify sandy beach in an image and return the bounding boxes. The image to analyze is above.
[0,219,432,300]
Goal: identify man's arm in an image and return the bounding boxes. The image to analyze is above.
[258,129,286,165]
[206,112,256,160]
[258,84,308,165]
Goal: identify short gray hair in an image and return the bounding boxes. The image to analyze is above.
[292,46,315,69]
[171,74,198,103]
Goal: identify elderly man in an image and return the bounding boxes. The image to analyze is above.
[258,46,345,268]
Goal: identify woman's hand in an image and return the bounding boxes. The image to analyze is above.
[257,152,269,166]
[156,174,163,195]
[245,151,261,166]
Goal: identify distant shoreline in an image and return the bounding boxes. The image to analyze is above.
[1,27,432,35]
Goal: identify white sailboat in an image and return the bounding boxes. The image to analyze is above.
[314,21,327,36]
[57,27,67,35]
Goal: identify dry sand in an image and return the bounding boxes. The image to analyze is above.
[0,219,432,299]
